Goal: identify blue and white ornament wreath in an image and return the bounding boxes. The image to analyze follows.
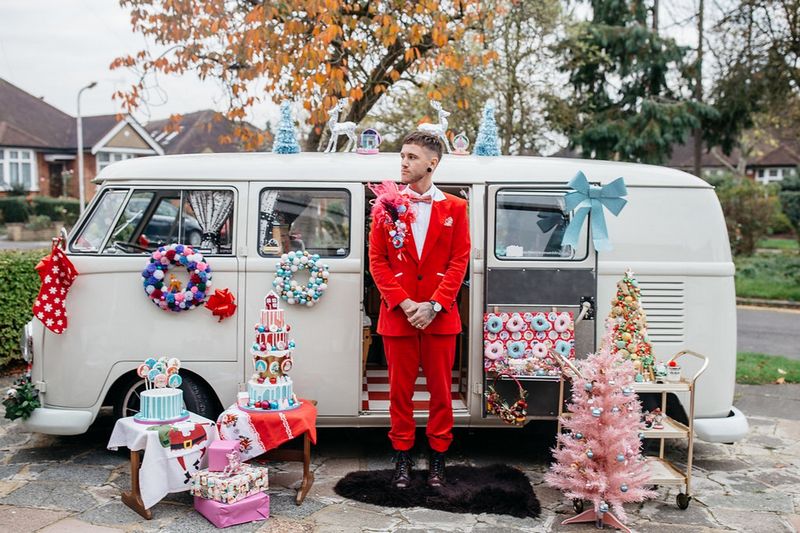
[272,250,330,307]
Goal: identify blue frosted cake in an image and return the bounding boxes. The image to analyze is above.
[246,291,300,411]
[134,356,189,423]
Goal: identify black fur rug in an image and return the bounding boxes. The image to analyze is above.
[333,464,540,518]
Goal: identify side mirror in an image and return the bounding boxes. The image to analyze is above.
[58,227,68,249]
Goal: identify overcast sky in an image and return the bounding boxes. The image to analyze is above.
[0,0,279,127]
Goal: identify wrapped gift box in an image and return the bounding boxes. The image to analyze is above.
[191,464,269,504]
[208,439,240,472]
[194,492,269,528]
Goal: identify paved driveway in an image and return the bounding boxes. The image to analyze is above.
[0,374,797,532]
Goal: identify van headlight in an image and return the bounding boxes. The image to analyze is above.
[20,322,33,363]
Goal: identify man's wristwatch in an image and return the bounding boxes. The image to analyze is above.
[430,300,443,313]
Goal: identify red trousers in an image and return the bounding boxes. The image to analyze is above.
[383,333,456,453]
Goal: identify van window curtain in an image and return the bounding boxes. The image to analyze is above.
[187,190,234,253]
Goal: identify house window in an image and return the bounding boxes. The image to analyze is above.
[97,152,136,173]
[757,169,765,177]
[769,169,779,177]
[1,149,37,191]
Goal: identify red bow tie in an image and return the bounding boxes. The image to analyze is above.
[408,195,432,204]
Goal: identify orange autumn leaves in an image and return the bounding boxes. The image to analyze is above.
[112,0,498,150]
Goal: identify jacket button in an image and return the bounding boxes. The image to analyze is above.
[417,275,423,280]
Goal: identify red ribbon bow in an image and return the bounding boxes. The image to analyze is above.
[206,288,237,322]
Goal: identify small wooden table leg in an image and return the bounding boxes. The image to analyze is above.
[295,431,315,505]
[121,449,153,520]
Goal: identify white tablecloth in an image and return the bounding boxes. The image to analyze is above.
[108,413,219,509]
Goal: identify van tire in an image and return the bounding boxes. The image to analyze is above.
[113,373,218,421]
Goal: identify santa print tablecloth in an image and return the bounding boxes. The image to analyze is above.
[216,401,318,461]
[107,413,219,509]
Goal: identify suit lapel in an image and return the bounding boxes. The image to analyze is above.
[419,199,445,265]
[405,226,420,264]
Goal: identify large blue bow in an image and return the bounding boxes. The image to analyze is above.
[561,171,627,252]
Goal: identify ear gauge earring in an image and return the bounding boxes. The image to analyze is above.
[427,167,432,173]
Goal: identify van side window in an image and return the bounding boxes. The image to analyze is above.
[70,189,127,253]
[258,189,350,257]
[495,190,578,260]
[103,189,234,255]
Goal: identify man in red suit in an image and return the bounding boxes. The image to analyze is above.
[368,132,470,489]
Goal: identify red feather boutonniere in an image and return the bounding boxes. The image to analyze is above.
[368,181,416,260]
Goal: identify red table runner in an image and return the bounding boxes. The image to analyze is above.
[216,401,317,460]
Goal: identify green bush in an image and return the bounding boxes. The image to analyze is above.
[31,197,80,223]
[0,197,30,223]
[26,215,52,231]
[0,250,44,367]
[716,176,781,256]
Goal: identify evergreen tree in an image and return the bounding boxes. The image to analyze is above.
[272,102,301,154]
[474,101,501,156]
[549,0,716,164]
[605,270,655,382]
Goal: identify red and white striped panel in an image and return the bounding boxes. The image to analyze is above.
[362,368,467,412]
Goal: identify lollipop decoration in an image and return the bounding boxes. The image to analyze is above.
[139,356,183,390]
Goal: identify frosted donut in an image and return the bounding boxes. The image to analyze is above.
[531,342,548,358]
[555,339,572,358]
[507,341,526,359]
[485,315,503,333]
[484,341,505,360]
[554,313,572,333]
[506,313,525,332]
[531,313,551,332]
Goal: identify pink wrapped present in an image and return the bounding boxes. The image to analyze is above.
[194,492,269,528]
[209,440,240,472]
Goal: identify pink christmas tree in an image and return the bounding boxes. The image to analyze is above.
[546,327,655,531]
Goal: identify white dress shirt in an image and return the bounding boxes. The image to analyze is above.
[404,183,446,258]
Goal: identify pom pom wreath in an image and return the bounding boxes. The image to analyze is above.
[272,250,330,306]
[142,244,211,313]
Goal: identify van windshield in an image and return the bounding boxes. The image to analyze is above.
[70,189,127,253]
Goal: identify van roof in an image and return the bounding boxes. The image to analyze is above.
[95,152,711,189]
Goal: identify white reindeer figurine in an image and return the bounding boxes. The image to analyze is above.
[418,100,452,153]
[324,99,358,153]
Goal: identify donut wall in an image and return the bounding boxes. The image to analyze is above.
[483,311,575,376]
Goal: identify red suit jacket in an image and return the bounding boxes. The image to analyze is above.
[368,191,470,336]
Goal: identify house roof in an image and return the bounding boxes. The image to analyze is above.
[147,110,267,154]
[0,78,74,149]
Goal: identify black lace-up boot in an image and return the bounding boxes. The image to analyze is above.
[391,450,413,489]
[428,451,446,488]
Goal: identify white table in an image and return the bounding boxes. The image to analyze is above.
[107,413,218,518]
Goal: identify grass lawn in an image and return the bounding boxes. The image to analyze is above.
[737,352,800,384]
[735,253,800,301]
[757,237,799,251]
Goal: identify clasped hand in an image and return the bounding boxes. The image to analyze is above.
[400,299,435,330]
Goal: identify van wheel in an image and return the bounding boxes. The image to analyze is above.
[113,374,218,420]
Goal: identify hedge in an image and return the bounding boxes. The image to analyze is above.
[31,197,80,221]
[0,198,30,223]
[0,249,45,366]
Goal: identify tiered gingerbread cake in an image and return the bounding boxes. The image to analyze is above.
[246,291,300,410]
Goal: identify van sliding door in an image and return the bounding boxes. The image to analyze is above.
[245,182,364,418]
[484,185,597,420]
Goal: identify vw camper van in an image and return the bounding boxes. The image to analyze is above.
[20,153,748,443]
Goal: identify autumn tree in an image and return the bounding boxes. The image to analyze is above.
[112,0,498,151]
[369,0,563,155]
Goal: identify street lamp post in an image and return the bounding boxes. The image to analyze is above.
[76,81,97,214]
